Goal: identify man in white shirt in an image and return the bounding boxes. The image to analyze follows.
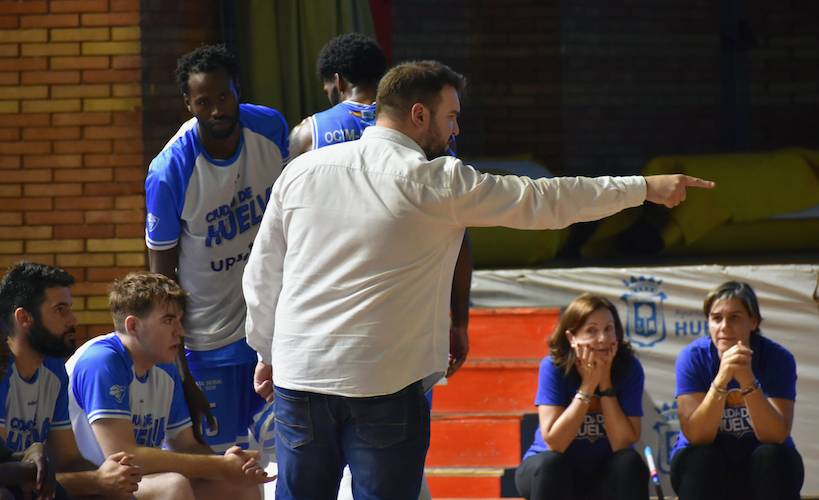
[67,272,271,499]
[244,60,714,499]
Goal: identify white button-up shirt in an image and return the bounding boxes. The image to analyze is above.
[243,126,646,397]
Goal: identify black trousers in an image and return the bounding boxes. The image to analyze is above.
[515,449,649,500]
[671,443,804,500]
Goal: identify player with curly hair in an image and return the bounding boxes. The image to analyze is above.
[145,44,286,458]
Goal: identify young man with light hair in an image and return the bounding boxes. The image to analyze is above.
[67,271,271,499]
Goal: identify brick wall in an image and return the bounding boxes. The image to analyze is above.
[0,0,219,342]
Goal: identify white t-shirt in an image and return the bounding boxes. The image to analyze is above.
[145,104,288,351]
[0,357,71,451]
[66,333,191,466]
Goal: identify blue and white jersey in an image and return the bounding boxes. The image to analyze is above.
[311,100,376,149]
[66,334,192,466]
[145,104,288,351]
[0,357,71,452]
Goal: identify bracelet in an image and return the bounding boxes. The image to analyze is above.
[575,390,593,404]
[596,387,617,398]
[741,379,761,397]
[711,383,729,400]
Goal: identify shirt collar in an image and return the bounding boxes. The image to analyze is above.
[361,126,426,157]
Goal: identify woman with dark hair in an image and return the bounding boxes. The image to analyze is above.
[515,293,648,500]
[671,281,804,500]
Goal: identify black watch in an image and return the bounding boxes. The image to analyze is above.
[596,387,617,397]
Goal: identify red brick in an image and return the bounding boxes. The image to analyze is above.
[110,0,138,11]
[83,125,139,139]
[62,267,85,281]
[21,42,80,57]
[0,169,51,183]
[0,212,21,224]
[0,185,20,196]
[0,43,18,57]
[0,155,19,168]
[54,167,111,182]
[24,183,81,197]
[2,113,49,127]
[21,70,79,84]
[113,139,141,153]
[3,197,52,210]
[0,225,51,239]
[23,126,81,141]
[111,54,139,69]
[85,208,140,223]
[113,195,141,208]
[52,111,110,126]
[51,83,109,98]
[87,266,135,282]
[0,72,19,84]
[26,210,84,224]
[71,281,111,295]
[84,153,141,167]
[111,110,140,126]
[55,196,112,210]
[50,55,107,69]
[0,1,47,14]
[113,167,143,181]
[54,224,113,239]
[53,139,111,154]
[83,181,141,195]
[115,223,142,238]
[83,68,139,83]
[0,128,20,141]
[0,57,47,71]
[50,0,109,13]
[81,12,138,26]
[24,155,82,168]
[0,141,50,155]
[20,13,78,28]
[0,15,18,28]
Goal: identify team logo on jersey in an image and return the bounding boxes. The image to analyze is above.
[109,384,126,403]
[620,276,667,348]
[146,213,160,233]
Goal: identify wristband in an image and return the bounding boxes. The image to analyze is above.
[596,387,617,398]
[741,379,761,397]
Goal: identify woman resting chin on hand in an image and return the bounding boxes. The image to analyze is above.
[514,293,648,500]
[670,281,804,500]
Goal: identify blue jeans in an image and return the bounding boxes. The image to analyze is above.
[274,381,430,500]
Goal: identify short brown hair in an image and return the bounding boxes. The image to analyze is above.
[376,60,465,120]
[548,293,635,379]
[703,281,762,336]
[109,272,186,333]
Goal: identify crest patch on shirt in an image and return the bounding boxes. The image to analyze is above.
[109,384,126,404]
[146,213,160,232]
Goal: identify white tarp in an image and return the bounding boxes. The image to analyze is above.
[471,264,819,495]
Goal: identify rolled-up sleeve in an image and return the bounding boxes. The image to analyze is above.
[243,180,286,365]
[448,160,646,229]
